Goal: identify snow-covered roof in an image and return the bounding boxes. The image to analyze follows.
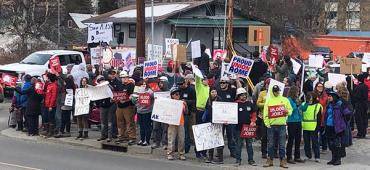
[69,13,97,29]
[111,4,190,18]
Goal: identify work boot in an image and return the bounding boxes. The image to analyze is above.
[16,121,23,131]
[263,159,273,167]
[287,159,296,164]
[47,124,55,137]
[280,159,288,168]
[212,148,224,164]
[205,150,214,163]
[83,131,89,139]
[40,123,49,136]
[76,131,83,140]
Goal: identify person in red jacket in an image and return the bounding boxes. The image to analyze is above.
[42,73,58,137]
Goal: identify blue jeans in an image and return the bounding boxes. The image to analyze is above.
[235,129,254,161]
[319,126,328,150]
[184,114,191,153]
[224,124,236,155]
[303,130,320,159]
[46,107,56,125]
[267,125,286,160]
[138,113,152,143]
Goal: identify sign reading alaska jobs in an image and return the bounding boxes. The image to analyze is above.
[227,56,254,78]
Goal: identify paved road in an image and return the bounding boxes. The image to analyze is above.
[0,101,215,170]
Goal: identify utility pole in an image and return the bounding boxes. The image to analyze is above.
[226,0,234,60]
[136,0,145,64]
[151,0,154,60]
[57,0,60,49]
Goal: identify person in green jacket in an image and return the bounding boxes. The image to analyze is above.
[300,92,322,163]
[194,71,210,159]
[263,85,293,169]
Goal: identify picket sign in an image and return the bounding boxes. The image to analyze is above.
[192,123,224,151]
[165,38,179,58]
[64,94,74,107]
[268,105,286,118]
[154,91,171,99]
[143,60,159,79]
[2,73,17,87]
[49,56,62,74]
[87,22,113,43]
[213,49,227,61]
[191,40,201,59]
[151,97,184,125]
[227,56,254,78]
[308,55,324,68]
[328,73,347,86]
[212,102,238,124]
[148,44,163,62]
[240,125,257,138]
[74,88,90,116]
[86,81,113,101]
[112,91,129,101]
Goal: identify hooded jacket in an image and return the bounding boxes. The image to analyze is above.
[287,97,301,123]
[263,93,293,127]
[195,74,209,110]
[44,81,58,108]
[325,100,352,134]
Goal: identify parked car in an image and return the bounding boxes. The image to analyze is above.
[0,50,86,97]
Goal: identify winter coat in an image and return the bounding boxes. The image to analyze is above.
[205,96,221,123]
[352,82,368,105]
[325,100,352,134]
[180,86,196,113]
[15,86,43,115]
[263,93,293,127]
[19,81,32,108]
[236,100,257,130]
[195,74,210,110]
[275,63,292,82]
[249,59,268,85]
[194,52,210,75]
[287,97,302,123]
[132,88,154,114]
[44,81,58,108]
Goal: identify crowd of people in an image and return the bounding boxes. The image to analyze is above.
[10,45,369,168]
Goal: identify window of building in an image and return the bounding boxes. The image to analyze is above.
[233,28,247,43]
[175,27,188,43]
[348,11,360,20]
[129,24,136,38]
[213,28,223,49]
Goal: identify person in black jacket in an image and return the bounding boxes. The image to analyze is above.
[194,44,210,76]
[352,74,369,138]
[249,51,268,85]
[13,77,43,136]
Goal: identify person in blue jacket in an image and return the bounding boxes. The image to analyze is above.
[16,74,32,131]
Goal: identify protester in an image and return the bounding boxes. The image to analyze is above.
[204,88,223,164]
[283,77,292,97]
[275,56,293,82]
[16,74,32,131]
[60,75,76,137]
[152,76,169,149]
[301,92,322,162]
[336,84,353,155]
[115,71,136,145]
[325,90,352,166]
[194,44,210,76]
[42,73,58,137]
[286,86,304,164]
[249,51,268,85]
[263,85,292,168]
[166,87,187,161]
[132,79,154,146]
[217,76,236,158]
[303,73,317,95]
[194,70,210,159]
[256,78,271,158]
[72,63,89,88]
[352,74,368,138]
[13,77,43,136]
[76,77,90,140]
[235,88,257,166]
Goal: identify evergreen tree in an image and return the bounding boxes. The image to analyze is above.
[98,0,118,14]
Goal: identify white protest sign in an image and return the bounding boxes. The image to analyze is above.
[87,22,113,43]
[291,58,301,74]
[86,81,113,101]
[64,94,74,107]
[90,47,102,65]
[220,62,236,79]
[212,102,238,124]
[148,44,163,62]
[266,79,285,99]
[308,55,324,68]
[74,88,90,116]
[328,73,347,86]
[192,123,224,151]
[165,38,179,58]
[192,64,204,79]
[362,53,370,64]
[191,40,201,59]
[154,91,171,99]
[151,98,184,125]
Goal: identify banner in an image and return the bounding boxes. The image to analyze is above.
[268,105,286,118]
[165,38,179,58]
[74,88,90,116]
[227,56,254,78]
[148,44,163,62]
[266,79,285,100]
[240,125,257,138]
[86,81,113,101]
[2,73,17,87]
[143,60,158,79]
[328,73,347,86]
[151,97,184,125]
[192,123,224,151]
[113,91,129,101]
[49,56,62,74]
[308,55,324,68]
[213,49,227,61]
[212,101,238,124]
[87,22,113,43]
[191,40,201,59]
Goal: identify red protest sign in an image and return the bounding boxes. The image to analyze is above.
[268,105,286,118]
[240,124,257,138]
[269,45,279,64]
[113,91,129,101]
[35,82,45,94]
[138,93,151,106]
[2,74,17,87]
[49,56,62,74]
[212,49,227,61]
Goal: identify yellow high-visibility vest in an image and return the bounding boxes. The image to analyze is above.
[302,103,322,131]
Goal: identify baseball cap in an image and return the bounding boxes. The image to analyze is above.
[272,85,280,92]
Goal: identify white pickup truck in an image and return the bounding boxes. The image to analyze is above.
[0,50,87,96]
